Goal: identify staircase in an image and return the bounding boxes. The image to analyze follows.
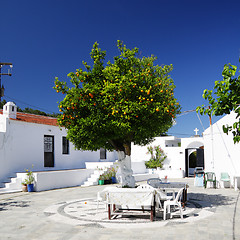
[81,162,115,187]
[81,169,105,187]
[0,175,23,194]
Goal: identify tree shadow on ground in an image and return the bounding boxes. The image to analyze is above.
[187,192,235,208]
[0,200,30,211]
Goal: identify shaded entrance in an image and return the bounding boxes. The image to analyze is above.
[44,135,54,167]
[185,148,204,177]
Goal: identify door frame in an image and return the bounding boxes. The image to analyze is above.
[185,148,204,177]
[44,135,54,167]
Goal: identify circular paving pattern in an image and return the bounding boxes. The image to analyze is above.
[44,198,215,229]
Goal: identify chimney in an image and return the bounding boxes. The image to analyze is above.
[3,102,17,119]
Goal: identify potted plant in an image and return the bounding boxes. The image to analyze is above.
[109,167,118,184]
[25,168,35,192]
[21,180,28,192]
[98,174,104,185]
[145,145,167,169]
[103,171,112,184]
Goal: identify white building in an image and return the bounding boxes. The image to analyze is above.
[131,135,204,178]
[203,110,240,187]
[0,102,117,187]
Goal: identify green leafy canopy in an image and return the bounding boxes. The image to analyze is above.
[54,41,181,154]
[196,61,240,143]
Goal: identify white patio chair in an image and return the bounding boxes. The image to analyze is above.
[97,187,116,212]
[137,184,163,210]
[163,187,184,220]
[147,178,175,200]
[220,172,231,188]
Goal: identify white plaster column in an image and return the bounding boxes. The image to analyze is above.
[117,151,135,188]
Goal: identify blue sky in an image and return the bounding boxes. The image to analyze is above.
[1,0,240,137]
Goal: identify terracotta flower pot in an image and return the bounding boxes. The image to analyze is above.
[22,184,28,192]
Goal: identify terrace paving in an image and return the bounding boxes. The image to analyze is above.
[0,178,239,240]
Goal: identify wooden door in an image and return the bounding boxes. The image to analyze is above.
[44,135,54,167]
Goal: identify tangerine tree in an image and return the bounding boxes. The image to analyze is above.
[54,41,180,186]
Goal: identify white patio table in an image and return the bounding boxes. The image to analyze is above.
[156,182,189,207]
[105,188,157,221]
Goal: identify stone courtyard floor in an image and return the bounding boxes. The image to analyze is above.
[0,178,239,240]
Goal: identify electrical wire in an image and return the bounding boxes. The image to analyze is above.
[196,112,205,131]
[3,95,208,135]
[4,95,57,114]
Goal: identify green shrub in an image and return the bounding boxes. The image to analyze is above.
[145,145,167,169]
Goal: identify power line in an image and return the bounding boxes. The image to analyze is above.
[167,132,194,136]
[4,95,57,114]
[177,109,196,117]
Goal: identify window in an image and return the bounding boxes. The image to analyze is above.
[62,137,69,154]
[100,148,106,159]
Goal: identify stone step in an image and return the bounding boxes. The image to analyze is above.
[81,163,115,187]
[0,188,22,195]
[5,178,22,190]
[81,181,98,187]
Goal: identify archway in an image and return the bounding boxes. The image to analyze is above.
[184,141,204,177]
[189,150,197,170]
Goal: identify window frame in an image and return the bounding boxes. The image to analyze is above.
[62,136,70,155]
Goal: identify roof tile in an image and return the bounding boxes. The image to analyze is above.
[0,110,58,126]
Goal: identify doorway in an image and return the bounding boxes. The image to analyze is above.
[185,148,204,177]
[44,135,54,167]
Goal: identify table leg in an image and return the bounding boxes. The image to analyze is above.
[150,206,154,222]
[153,195,156,217]
[182,188,187,207]
[108,204,111,220]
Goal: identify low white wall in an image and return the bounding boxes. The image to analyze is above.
[133,173,159,182]
[131,161,148,174]
[85,162,115,170]
[156,169,184,179]
[17,169,94,192]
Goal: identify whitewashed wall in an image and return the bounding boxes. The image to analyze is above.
[203,111,240,185]
[0,116,117,183]
[131,136,183,170]
[131,136,204,176]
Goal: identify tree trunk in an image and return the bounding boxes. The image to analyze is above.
[117,150,135,188]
